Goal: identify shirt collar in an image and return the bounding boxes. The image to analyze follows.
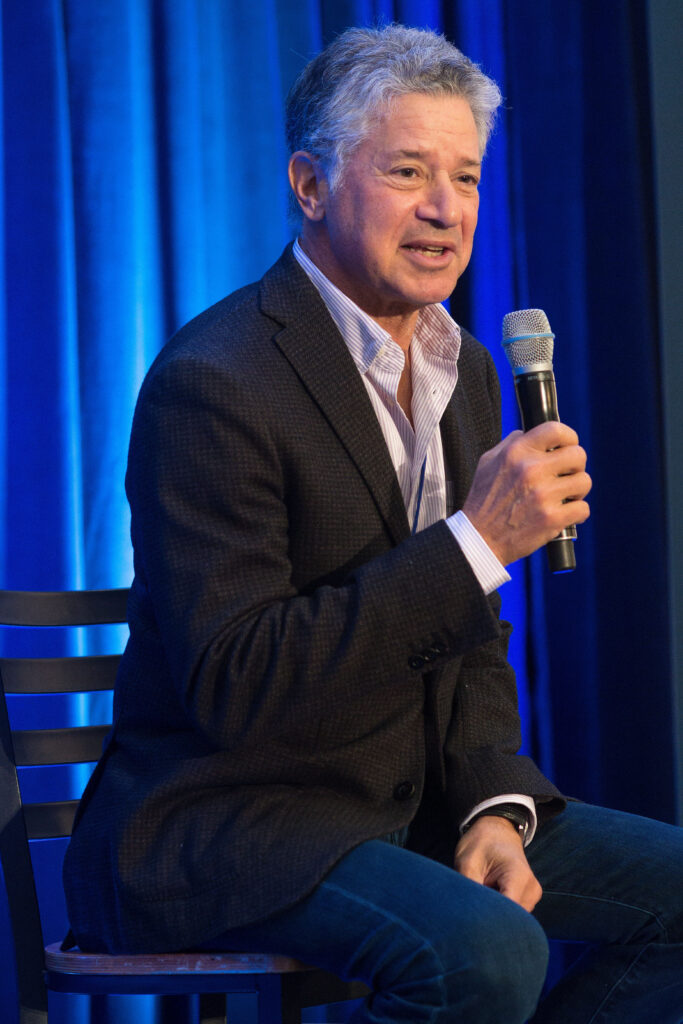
[293,239,461,375]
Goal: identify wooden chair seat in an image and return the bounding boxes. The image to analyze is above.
[43,943,368,1021]
[45,946,316,978]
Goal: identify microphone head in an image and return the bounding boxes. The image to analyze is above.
[502,308,554,375]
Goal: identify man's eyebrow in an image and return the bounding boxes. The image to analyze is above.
[387,149,481,168]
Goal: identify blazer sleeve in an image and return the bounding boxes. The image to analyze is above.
[442,602,565,826]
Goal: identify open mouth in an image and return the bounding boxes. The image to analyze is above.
[403,244,449,258]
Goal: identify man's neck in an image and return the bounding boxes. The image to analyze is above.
[297,235,419,351]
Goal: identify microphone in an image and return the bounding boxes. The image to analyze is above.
[501,308,577,574]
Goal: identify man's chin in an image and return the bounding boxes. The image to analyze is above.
[406,270,463,307]
[408,283,460,308]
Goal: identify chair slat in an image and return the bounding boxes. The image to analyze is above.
[24,800,79,840]
[12,724,109,765]
[0,589,129,626]
[0,654,121,694]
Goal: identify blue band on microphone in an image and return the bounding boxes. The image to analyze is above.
[502,331,555,344]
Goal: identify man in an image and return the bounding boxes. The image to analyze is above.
[64,24,683,1023]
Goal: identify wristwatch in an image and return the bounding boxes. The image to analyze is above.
[460,803,530,843]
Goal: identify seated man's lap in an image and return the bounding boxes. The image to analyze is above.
[202,805,683,961]
[200,805,682,1021]
[203,838,548,1018]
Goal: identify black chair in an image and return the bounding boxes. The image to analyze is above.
[0,589,367,1024]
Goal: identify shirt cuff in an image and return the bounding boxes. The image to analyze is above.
[446,510,511,595]
[459,794,538,846]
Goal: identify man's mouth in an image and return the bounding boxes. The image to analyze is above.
[403,244,450,258]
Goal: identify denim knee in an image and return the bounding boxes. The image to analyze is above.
[437,899,549,1024]
[365,894,548,1024]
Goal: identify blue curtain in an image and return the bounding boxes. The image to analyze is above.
[503,0,673,822]
[1,2,676,1021]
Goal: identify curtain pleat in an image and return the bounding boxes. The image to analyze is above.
[4,0,84,589]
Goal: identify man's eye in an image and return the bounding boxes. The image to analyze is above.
[394,167,418,178]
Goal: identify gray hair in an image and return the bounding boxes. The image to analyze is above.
[286,23,502,200]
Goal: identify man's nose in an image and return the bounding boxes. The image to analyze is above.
[416,177,462,227]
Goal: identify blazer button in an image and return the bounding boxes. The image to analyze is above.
[408,654,426,670]
[393,781,416,801]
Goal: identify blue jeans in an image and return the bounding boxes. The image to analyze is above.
[206,803,683,1023]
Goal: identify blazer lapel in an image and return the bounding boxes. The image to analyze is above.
[439,381,481,512]
[260,248,411,546]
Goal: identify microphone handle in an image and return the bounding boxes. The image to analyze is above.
[514,371,577,574]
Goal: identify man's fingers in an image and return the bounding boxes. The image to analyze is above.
[495,864,543,913]
[523,420,579,451]
[458,851,542,913]
[463,418,592,565]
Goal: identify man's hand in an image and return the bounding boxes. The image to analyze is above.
[454,815,543,913]
[463,421,591,567]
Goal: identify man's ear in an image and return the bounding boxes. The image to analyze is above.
[288,152,328,222]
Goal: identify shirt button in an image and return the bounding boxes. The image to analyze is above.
[393,781,416,801]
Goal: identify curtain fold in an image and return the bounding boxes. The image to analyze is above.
[0,2,675,1021]
[504,0,602,803]
[4,0,84,589]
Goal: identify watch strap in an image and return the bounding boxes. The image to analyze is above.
[460,802,530,842]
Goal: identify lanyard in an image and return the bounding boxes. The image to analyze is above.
[411,457,427,536]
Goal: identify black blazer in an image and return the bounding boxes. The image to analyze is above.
[63,245,563,954]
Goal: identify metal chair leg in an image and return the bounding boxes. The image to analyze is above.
[198,991,227,1024]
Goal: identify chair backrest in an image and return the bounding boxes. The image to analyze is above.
[0,588,129,1023]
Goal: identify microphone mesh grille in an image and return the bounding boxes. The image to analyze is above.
[501,309,554,370]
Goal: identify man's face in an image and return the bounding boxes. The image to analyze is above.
[299,92,481,330]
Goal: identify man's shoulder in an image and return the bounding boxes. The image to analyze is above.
[146,245,321,379]
[169,279,263,357]
[170,246,301,351]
